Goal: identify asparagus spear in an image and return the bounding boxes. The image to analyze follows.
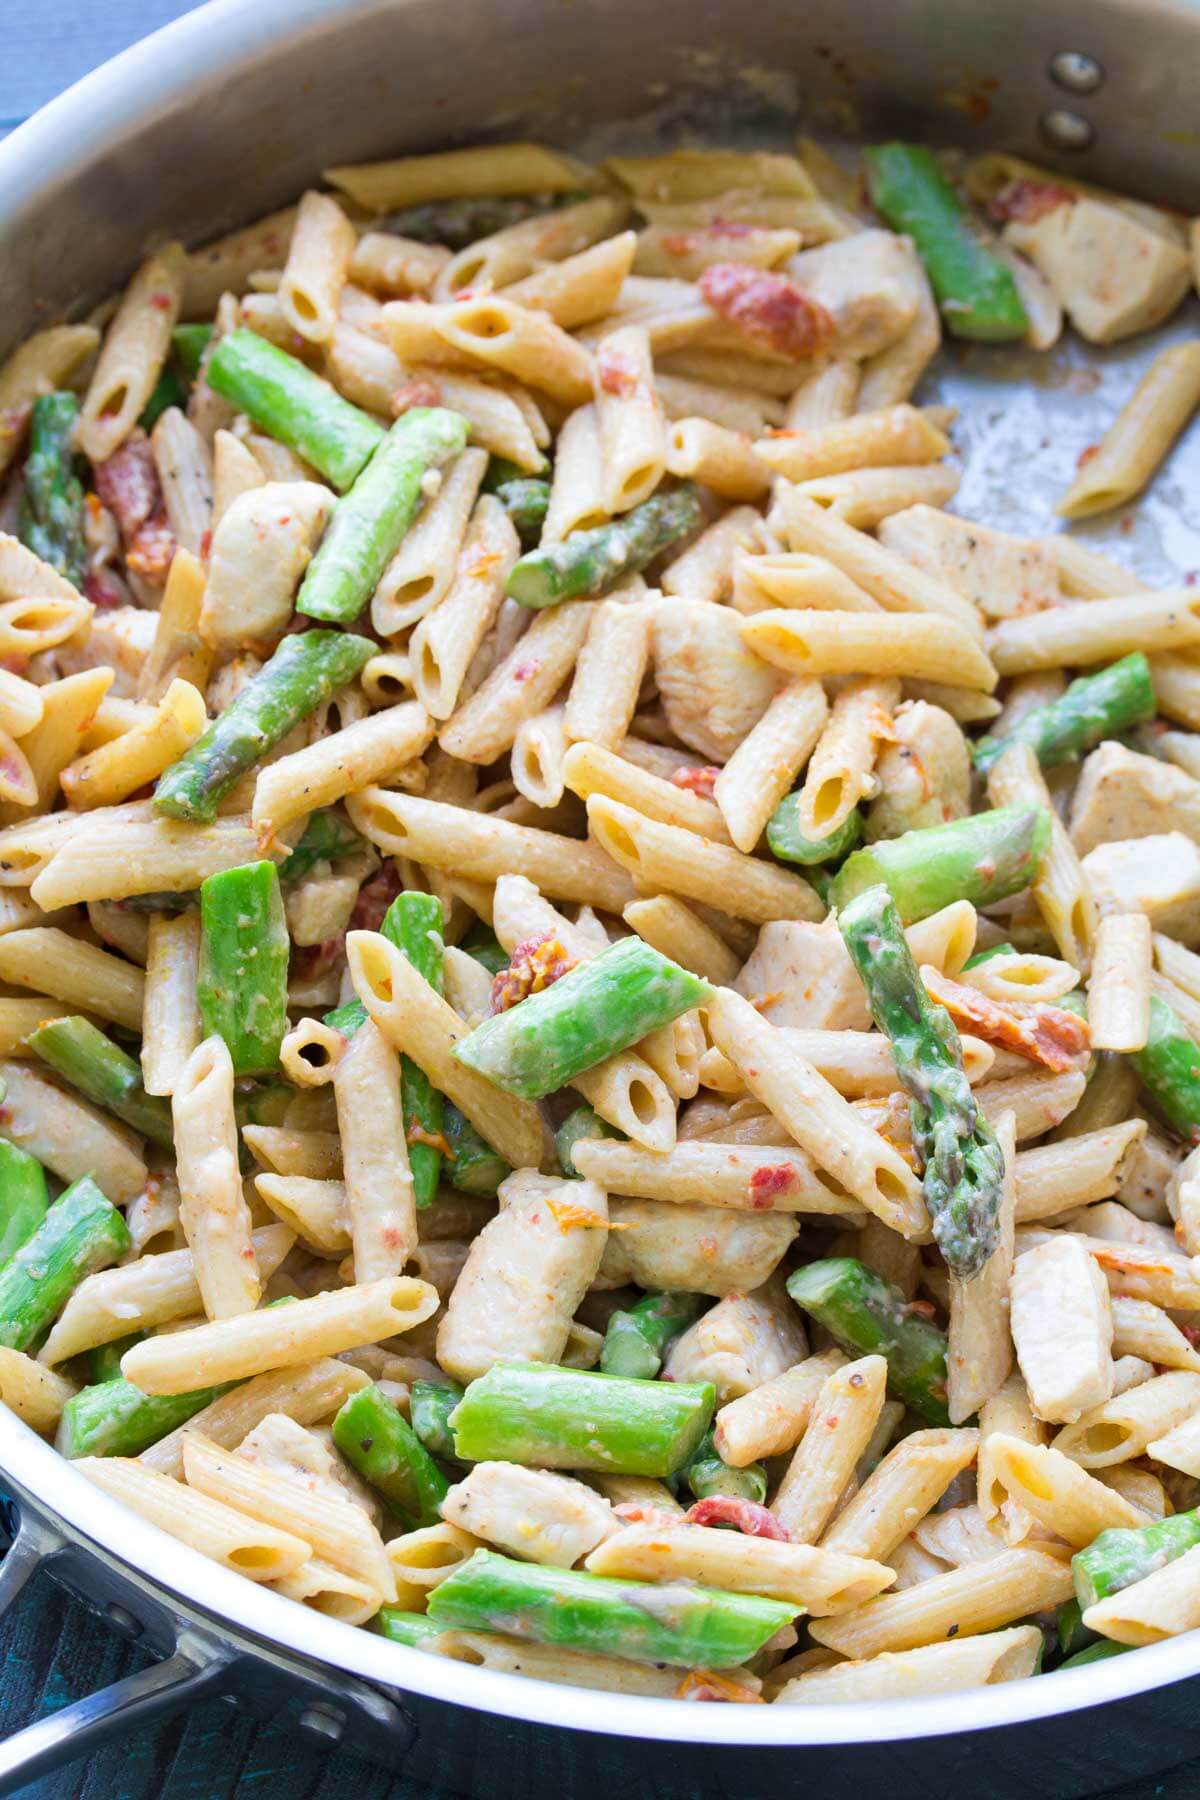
[89,1331,145,1384]
[973,654,1156,775]
[332,1382,450,1527]
[375,1609,446,1647]
[1055,1597,1096,1661]
[426,1549,795,1667]
[386,892,446,1211]
[0,1177,130,1353]
[506,485,703,608]
[139,366,189,431]
[1131,995,1200,1144]
[494,478,551,547]
[377,196,563,248]
[57,1374,227,1459]
[767,797,863,867]
[680,1429,768,1505]
[0,1142,48,1269]
[206,329,384,490]
[441,1104,510,1197]
[28,1016,174,1148]
[864,143,1029,343]
[1074,1510,1200,1611]
[454,937,712,1100]
[830,805,1051,923]
[171,323,214,378]
[18,393,86,585]
[409,1379,465,1461]
[297,408,469,623]
[232,1081,293,1132]
[449,1361,715,1476]
[1058,1640,1131,1670]
[278,809,363,883]
[154,628,374,822]
[198,861,290,1076]
[962,944,1016,969]
[839,883,1005,1277]
[460,924,509,978]
[787,1259,951,1426]
[555,1103,620,1180]
[600,1291,703,1380]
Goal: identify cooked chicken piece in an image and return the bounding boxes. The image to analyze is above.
[1003,196,1191,344]
[1010,1235,1114,1424]
[1081,831,1200,945]
[662,1277,808,1402]
[877,506,1059,622]
[785,230,921,359]
[736,920,872,1031]
[1070,742,1200,855]
[442,1462,617,1567]
[57,604,157,697]
[651,597,780,760]
[200,480,333,651]
[598,1197,796,1296]
[865,700,971,841]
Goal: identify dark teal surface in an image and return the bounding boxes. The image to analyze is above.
[4,6,1200,1795]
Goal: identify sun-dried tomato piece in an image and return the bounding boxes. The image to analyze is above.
[923,967,1090,1073]
[698,263,834,359]
[986,180,1076,225]
[490,931,578,1013]
[685,1495,788,1539]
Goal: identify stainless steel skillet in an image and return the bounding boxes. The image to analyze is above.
[2,0,1200,1790]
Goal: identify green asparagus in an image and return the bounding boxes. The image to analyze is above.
[972,654,1156,775]
[505,485,703,608]
[454,937,711,1100]
[449,1361,715,1476]
[198,862,290,1076]
[787,1259,951,1426]
[57,1375,227,1459]
[441,1104,510,1197]
[460,924,509,978]
[0,1177,130,1353]
[426,1550,795,1667]
[494,478,551,547]
[1131,995,1200,1144]
[28,1016,174,1148]
[767,796,863,867]
[386,892,446,1210]
[89,1331,145,1384]
[0,1142,48,1269]
[1055,1597,1096,1661]
[600,1291,703,1380]
[555,1103,620,1180]
[375,1609,446,1647]
[831,805,1051,923]
[278,810,363,883]
[409,1379,465,1461]
[18,393,86,585]
[1057,1640,1130,1670]
[864,143,1029,342]
[139,366,188,431]
[1073,1509,1200,1611]
[962,943,1016,969]
[377,195,556,249]
[332,1383,450,1526]
[154,628,374,822]
[681,1429,768,1506]
[171,324,214,378]
[296,408,469,623]
[206,329,384,490]
[839,884,1005,1277]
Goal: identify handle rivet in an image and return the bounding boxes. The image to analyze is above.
[1048,51,1104,93]
[299,1704,345,1745]
[1039,109,1095,152]
[104,1603,141,1639]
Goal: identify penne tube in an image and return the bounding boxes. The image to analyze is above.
[0,595,92,662]
[707,988,928,1237]
[1147,1411,1200,1479]
[0,926,143,1031]
[794,677,898,842]
[140,910,202,1097]
[593,325,666,513]
[571,1137,860,1216]
[1058,343,1200,518]
[512,705,568,809]
[1088,912,1152,1051]
[0,323,100,474]
[821,1428,981,1563]
[809,1546,1073,1658]
[756,404,949,482]
[623,895,742,986]
[541,404,607,544]
[661,505,763,604]
[713,677,828,852]
[0,667,112,829]
[984,1435,1147,1545]
[713,1349,848,1466]
[120,1276,437,1395]
[504,233,637,330]
[79,1457,312,1581]
[0,1057,146,1206]
[138,548,213,704]
[986,743,1096,971]
[333,1018,417,1281]
[585,1523,893,1613]
[39,1225,294,1366]
[371,446,489,636]
[274,1557,382,1626]
[0,671,43,740]
[77,243,186,462]
[794,463,961,531]
[0,1349,76,1435]
[741,608,997,690]
[60,680,207,811]
[173,1036,260,1319]
[772,1356,889,1543]
[439,600,592,764]
[254,1175,349,1256]
[733,551,881,616]
[152,408,214,556]
[409,497,521,722]
[563,741,731,843]
[392,296,595,408]
[252,701,433,833]
[586,796,821,924]
[784,357,861,430]
[989,590,1200,675]
[1054,1369,1200,1468]
[664,419,771,501]
[30,816,269,911]
[946,1111,1017,1423]
[776,1628,1043,1702]
[1083,1541,1200,1646]
[278,190,356,345]
[345,928,544,1170]
[563,602,652,753]
[1014,1122,1147,1222]
[140,1357,367,1479]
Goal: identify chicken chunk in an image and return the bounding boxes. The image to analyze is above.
[200,480,334,651]
[662,1279,808,1402]
[1081,832,1200,945]
[56,604,157,697]
[736,920,872,1030]
[651,597,780,761]
[1070,742,1200,855]
[441,1462,617,1567]
[865,700,971,841]
[877,506,1059,621]
[1010,1235,1114,1424]
[598,1198,796,1296]
[1004,196,1191,344]
[784,230,922,359]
